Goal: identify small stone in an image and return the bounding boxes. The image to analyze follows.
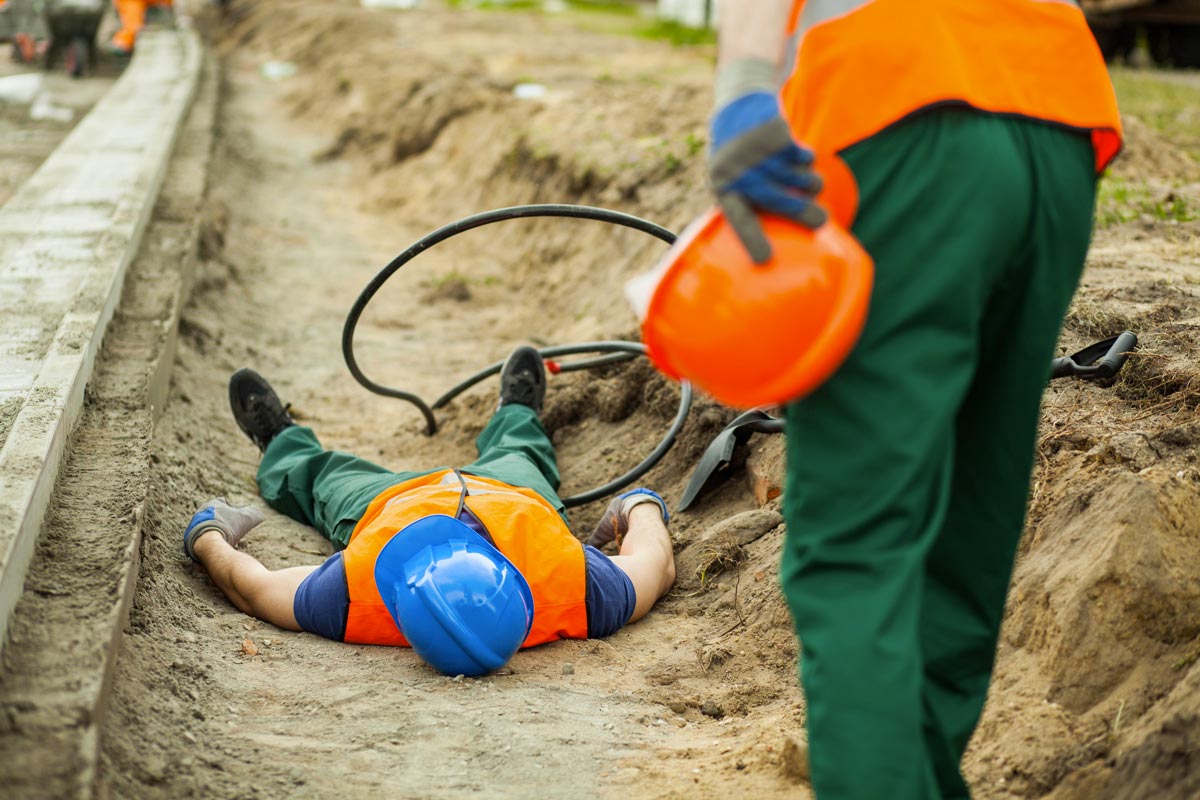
[700,702,724,719]
[182,731,197,744]
[453,674,465,682]
[262,639,273,646]
[562,663,575,675]
[673,719,687,728]
[241,638,258,656]
[746,451,783,506]
[780,736,810,782]
[176,631,197,644]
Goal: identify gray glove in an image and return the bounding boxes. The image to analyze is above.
[587,488,670,549]
[183,497,265,562]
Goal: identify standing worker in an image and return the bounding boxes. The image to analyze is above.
[706,1,1121,797]
[106,0,171,57]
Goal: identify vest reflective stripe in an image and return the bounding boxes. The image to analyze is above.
[780,0,1122,178]
[341,469,589,648]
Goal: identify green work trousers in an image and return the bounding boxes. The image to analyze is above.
[781,108,1097,800]
[256,404,564,549]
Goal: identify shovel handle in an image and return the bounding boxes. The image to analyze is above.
[1050,331,1137,381]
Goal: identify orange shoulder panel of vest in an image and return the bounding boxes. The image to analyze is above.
[780,0,1123,175]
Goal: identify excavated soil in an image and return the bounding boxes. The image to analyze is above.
[95,2,1200,798]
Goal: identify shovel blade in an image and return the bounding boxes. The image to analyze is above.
[677,410,784,512]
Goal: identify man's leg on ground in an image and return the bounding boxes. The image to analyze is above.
[462,404,565,516]
[256,425,432,548]
[918,120,1097,796]
[781,108,1033,800]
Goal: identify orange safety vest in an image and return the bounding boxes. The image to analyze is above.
[340,470,589,648]
[780,0,1123,222]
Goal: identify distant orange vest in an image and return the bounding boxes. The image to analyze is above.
[340,470,588,648]
[781,0,1123,222]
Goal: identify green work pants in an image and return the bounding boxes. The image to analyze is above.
[256,404,564,549]
[781,108,1097,800]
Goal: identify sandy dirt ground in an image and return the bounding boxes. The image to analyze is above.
[0,33,122,205]
[81,2,1200,798]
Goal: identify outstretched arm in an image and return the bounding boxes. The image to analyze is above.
[191,531,315,632]
[609,503,676,623]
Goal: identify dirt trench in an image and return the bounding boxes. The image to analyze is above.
[97,8,802,800]
[95,2,1200,799]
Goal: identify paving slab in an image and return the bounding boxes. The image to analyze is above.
[0,29,202,659]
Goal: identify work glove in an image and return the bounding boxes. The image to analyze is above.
[183,497,265,562]
[709,89,826,264]
[587,488,670,549]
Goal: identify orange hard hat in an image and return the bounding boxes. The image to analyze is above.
[641,208,874,409]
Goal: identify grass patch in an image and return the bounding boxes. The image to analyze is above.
[445,0,716,48]
[636,19,716,46]
[1095,176,1197,228]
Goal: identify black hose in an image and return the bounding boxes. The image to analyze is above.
[341,204,688,507]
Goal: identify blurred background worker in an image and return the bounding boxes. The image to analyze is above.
[707,0,1121,797]
[182,347,676,677]
[106,0,170,56]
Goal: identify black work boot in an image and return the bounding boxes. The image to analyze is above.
[229,368,295,452]
[498,346,547,415]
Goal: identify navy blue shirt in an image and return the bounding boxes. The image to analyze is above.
[294,544,636,642]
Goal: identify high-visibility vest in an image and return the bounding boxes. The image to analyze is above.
[780,0,1123,219]
[341,470,588,647]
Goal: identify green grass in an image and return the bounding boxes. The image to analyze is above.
[1096,176,1198,228]
[444,0,716,48]
[636,19,716,46]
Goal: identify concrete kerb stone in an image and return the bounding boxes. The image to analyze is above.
[0,48,218,798]
[0,29,202,659]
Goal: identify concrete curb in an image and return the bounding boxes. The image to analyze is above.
[0,29,202,658]
[0,43,217,799]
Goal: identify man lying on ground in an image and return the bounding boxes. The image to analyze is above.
[182,346,676,676]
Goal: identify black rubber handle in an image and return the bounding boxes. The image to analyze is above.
[1050,331,1137,381]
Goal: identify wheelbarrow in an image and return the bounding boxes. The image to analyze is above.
[42,0,103,78]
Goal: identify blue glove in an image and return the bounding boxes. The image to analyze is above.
[587,488,669,549]
[709,91,826,264]
[183,498,265,562]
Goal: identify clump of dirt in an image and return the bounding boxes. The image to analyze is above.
[1108,114,1200,183]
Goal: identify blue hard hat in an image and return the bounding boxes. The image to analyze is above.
[375,514,534,677]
